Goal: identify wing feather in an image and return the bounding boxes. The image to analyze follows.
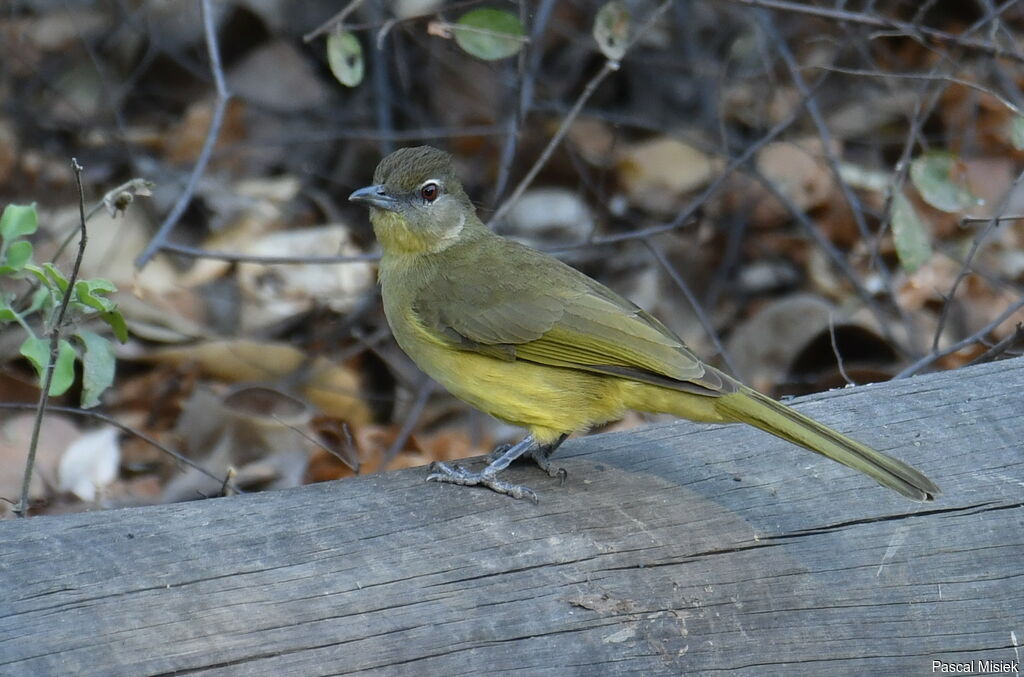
[413,238,731,395]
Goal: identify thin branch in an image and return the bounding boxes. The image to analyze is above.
[159,242,380,264]
[489,60,618,226]
[761,13,903,319]
[490,0,556,208]
[381,378,434,473]
[828,314,854,386]
[0,403,241,494]
[725,0,1024,63]
[489,0,673,226]
[51,178,153,264]
[302,0,365,43]
[932,167,1024,352]
[962,214,1024,225]
[894,297,1024,379]
[640,237,740,378]
[816,65,1024,117]
[966,323,1024,366]
[587,99,805,246]
[15,159,90,517]
[135,0,230,268]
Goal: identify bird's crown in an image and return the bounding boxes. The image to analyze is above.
[373,146,458,192]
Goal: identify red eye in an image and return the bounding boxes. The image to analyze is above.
[420,182,439,202]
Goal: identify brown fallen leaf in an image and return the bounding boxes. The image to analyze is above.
[147,340,372,424]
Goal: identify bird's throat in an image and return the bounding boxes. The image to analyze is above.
[370,210,465,255]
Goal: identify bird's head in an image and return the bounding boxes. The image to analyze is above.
[349,146,477,255]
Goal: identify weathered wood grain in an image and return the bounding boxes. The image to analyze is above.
[1,359,1022,676]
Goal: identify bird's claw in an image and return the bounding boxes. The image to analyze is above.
[427,461,539,502]
[529,448,567,484]
[486,443,567,484]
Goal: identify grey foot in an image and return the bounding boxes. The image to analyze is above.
[427,461,538,502]
[487,435,568,483]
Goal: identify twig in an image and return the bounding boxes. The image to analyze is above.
[725,0,1024,63]
[962,214,1024,225]
[135,0,230,268]
[640,237,739,378]
[815,66,1024,117]
[587,99,805,245]
[489,60,618,226]
[0,403,241,494]
[489,0,673,226]
[51,178,154,264]
[302,0,365,43]
[15,159,90,517]
[381,377,434,472]
[369,1,396,156]
[761,13,902,318]
[932,167,1024,352]
[491,0,556,208]
[894,297,1024,379]
[966,323,1024,366]
[159,242,380,264]
[828,314,854,386]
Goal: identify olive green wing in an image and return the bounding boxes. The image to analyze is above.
[413,240,730,395]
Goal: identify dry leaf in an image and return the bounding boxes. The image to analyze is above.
[0,414,78,512]
[165,98,247,166]
[58,426,121,502]
[148,340,372,424]
[503,188,594,246]
[237,225,375,332]
[617,137,721,214]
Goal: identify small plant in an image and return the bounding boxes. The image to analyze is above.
[0,203,127,408]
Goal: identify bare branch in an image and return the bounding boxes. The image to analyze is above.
[135,0,230,269]
[726,0,1024,63]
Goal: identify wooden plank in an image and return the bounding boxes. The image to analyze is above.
[1,359,1022,676]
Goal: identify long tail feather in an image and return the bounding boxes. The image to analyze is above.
[715,387,939,501]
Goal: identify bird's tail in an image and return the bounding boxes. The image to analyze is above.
[714,386,939,501]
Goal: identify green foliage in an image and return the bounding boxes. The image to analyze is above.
[0,203,128,407]
[890,192,933,272]
[593,1,631,61]
[453,9,525,61]
[909,152,979,213]
[1012,117,1024,151]
[327,29,364,87]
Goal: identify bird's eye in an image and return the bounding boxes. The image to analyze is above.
[420,182,439,203]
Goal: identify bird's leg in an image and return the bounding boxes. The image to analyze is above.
[528,434,569,484]
[428,435,540,502]
[488,434,569,482]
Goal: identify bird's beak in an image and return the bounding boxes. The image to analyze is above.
[349,184,400,211]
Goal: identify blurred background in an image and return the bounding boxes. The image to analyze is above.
[1,0,1022,515]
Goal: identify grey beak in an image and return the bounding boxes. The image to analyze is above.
[349,184,399,211]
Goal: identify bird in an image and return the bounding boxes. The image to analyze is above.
[349,145,939,503]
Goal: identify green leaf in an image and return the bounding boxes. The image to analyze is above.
[0,307,16,322]
[1011,117,1024,151]
[0,203,38,242]
[453,9,525,61]
[326,30,364,87]
[19,337,77,396]
[74,278,117,312]
[75,330,116,408]
[1,240,34,273]
[25,286,50,315]
[22,263,49,286]
[51,339,77,396]
[42,263,69,294]
[20,336,49,381]
[890,192,933,273]
[909,152,978,213]
[101,310,129,343]
[593,1,631,61]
